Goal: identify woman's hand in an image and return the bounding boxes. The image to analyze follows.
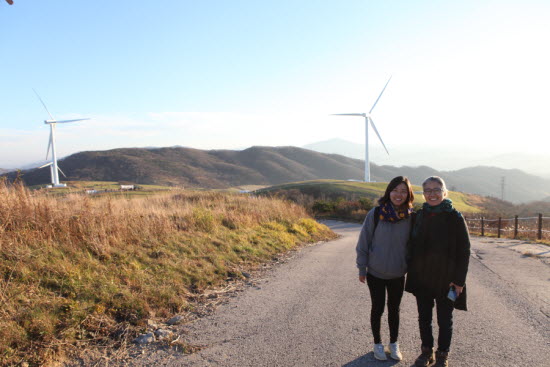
[450,282,463,296]
[359,275,366,283]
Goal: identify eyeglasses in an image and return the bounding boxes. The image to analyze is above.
[423,188,444,195]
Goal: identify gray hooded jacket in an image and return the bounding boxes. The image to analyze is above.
[356,207,412,279]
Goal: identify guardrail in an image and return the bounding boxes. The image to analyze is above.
[465,214,550,241]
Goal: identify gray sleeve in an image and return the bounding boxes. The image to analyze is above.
[356,208,376,277]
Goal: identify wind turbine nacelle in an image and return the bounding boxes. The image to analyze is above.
[45,120,55,124]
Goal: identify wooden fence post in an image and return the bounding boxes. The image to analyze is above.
[481,217,484,236]
[514,215,518,239]
[538,213,543,240]
[498,217,502,238]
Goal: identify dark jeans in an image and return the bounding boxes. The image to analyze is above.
[366,273,405,344]
[415,294,454,352]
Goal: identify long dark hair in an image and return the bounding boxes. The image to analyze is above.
[378,176,415,208]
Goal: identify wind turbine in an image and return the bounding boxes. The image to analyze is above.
[332,76,392,182]
[33,89,90,187]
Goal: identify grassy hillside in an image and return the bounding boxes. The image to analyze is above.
[0,180,335,366]
[28,180,175,195]
[28,181,268,200]
[258,179,387,202]
[257,179,483,214]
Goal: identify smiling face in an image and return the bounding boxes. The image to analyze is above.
[390,183,409,209]
[423,180,447,206]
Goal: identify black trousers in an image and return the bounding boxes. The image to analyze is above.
[366,273,405,344]
[415,294,454,352]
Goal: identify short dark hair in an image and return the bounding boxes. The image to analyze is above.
[378,176,415,208]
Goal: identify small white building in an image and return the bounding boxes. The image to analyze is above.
[120,185,135,190]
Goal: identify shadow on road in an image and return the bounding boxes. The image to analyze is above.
[341,353,404,367]
[498,243,523,248]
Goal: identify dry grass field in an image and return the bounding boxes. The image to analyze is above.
[0,180,336,366]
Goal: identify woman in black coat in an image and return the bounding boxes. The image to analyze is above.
[405,176,470,367]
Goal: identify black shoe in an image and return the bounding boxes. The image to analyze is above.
[414,346,435,367]
[433,350,449,367]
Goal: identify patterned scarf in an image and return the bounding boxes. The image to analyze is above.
[378,201,412,223]
[412,198,455,237]
[422,198,454,214]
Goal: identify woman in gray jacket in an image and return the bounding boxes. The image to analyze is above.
[356,176,415,361]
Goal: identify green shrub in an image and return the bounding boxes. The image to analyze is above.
[312,200,335,213]
[359,197,374,211]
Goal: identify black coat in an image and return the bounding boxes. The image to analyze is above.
[405,209,471,310]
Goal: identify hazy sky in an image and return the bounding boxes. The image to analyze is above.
[1,0,549,169]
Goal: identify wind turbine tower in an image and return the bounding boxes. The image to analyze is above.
[332,77,392,182]
[33,90,90,188]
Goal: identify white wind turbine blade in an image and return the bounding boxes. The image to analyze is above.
[46,128,52,159]
[57,165,67,178]
[368,76,392,114]
[55,118,90,124]
[33,88,55,121]
[368,117,389,155]
[38,161,65,177]
[38,162,53,169]
[331,113,366,116]
[38,161,66,181]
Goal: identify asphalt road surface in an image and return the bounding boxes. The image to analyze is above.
[124,220,550,367]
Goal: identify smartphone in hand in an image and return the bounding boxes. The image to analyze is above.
[447,286,457,302]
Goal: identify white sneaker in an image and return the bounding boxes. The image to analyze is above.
[389,342,403,361]
[373,343,387,360]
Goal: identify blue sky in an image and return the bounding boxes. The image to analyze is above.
[1,0,549,169]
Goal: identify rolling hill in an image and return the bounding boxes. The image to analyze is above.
[255,179,484,213]
[5,146,364,188]
[4,146,550,203]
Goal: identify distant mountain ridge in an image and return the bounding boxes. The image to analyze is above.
[303,138,550,178]
[5,146,550,203]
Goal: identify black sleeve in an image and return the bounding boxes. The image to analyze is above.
[405,212,417,265]
[453,212,471,286]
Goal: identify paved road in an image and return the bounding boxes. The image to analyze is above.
[126,221,550,367]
